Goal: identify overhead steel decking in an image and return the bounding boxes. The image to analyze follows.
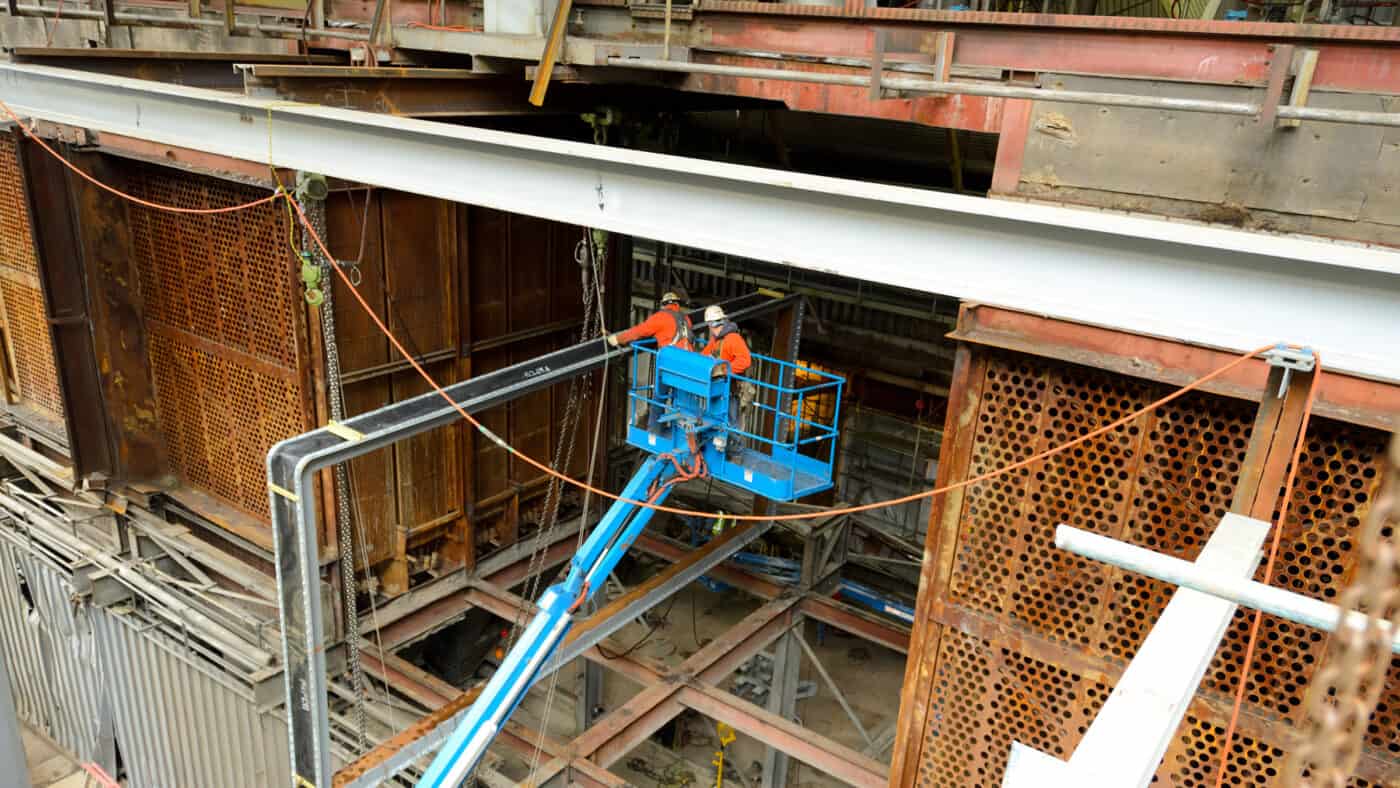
[1,62,1398,382]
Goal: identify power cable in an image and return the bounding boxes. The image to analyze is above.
[596,594,680,660]
[1,95,1334,785]
[290,198,1286,526]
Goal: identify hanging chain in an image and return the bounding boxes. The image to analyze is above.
[1285,435,1398,787]
[502,228,605,653]
[304,193,371,754]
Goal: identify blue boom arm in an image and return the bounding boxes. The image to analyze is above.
[417,455,677,788]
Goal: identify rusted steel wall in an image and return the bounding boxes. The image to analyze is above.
[324,191,598,594]
[0,132,63,431]
[893,327,1397,786]
[124,163,316,532]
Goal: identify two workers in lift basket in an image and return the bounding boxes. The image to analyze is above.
[606,293,755,454]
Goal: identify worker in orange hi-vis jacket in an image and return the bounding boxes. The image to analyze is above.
[701,304,753,455]
[608,292,694,437]
[606,291,694,351]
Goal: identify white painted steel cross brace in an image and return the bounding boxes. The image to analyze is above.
[1002,513,1270,788]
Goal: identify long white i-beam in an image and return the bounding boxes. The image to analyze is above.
[1,63,1398,382]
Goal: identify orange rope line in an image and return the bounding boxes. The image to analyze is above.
[0,100,282,215]
[288,193,1279,523]
[44,0,65,48]
[1212,361,1321,787]
[3,92,1340,783]
[404,21,482,31]
[0,94,1291,525]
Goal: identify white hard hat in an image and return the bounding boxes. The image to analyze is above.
[704,305,726,324]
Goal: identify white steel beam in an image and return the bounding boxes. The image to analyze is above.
[1002,513,1269,788]
[1,63,1398,381]
[1056,524,1400,653]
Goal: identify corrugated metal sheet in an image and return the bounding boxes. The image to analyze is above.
[91,609,293,788]
[0,540,110,769]
[0,530,294,787]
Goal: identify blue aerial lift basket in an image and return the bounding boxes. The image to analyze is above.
[418,340,845,787]
[626,343,844,501]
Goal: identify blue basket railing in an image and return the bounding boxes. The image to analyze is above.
[626,341,844,499]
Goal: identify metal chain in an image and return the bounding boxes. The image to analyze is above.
[519,230,610,788]
[1285,435,1398,787]
[503,228,603,653]
[304,195,371,754]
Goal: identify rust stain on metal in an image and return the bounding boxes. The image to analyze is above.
[896,324,1398,786]
[0,133,64,424]
[124,162,310,522]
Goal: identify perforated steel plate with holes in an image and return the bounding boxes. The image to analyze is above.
[908,348,1396,787]
[0,133,63,424]
[125,164,311,521]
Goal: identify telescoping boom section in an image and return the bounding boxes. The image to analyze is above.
[419,343,844,787]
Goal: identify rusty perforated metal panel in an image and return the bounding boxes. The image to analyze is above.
[906,347,1396,787]
[125,164,310,520]
[0,133,63,424]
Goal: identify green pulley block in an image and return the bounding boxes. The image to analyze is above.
[300,251,324,307]
[711,512,728,536]
[300,252,321,289]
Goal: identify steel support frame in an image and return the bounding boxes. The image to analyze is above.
[947,303,1399,432]
[684,12,1400,94]
[249,292,786,787]
[349,581,889,788]
[339,519,909,787]
[3,63,1397,384]
[1003,514,1269,787]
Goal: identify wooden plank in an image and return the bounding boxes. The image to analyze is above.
[1278,48,1319,129]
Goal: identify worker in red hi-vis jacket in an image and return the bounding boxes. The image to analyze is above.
[606,291,694,351]
[701,304,753,455]
[608,292,694,437]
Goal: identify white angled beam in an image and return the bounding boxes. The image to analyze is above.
[1,63,1398,382]
[1057,524,1400,653]
[1003,514,1269,788]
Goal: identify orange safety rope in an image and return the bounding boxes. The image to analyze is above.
[288,192,1282,522]
[1212,361,1321,787]
[0,94,1293,527]
[404,21,482,31]
[1,92,1333,782]
[0,101,282,215]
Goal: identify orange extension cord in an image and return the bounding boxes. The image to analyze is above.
[0,96,1323,782]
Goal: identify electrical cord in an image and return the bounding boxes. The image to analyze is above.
[596,593,681,660]
[301,201,1286,524]
[0,88,1336,788]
